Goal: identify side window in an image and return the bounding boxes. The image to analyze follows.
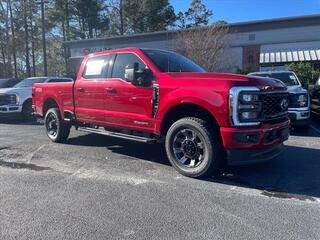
[82,55,110,79]
[112,53,146,81]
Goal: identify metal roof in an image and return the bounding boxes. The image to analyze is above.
[260,49,320,64]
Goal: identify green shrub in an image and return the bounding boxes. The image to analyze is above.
[286,62,320,85]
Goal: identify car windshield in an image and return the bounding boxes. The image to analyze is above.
[252,72,300,86]
[14,78,47,88]
[142,49,206,73]
[0,79,21,88]
[0,80,10,88]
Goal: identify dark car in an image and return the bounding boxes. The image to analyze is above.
[310,76,320,118]
[0,79,22,89]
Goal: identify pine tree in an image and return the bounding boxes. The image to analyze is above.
[177,0,213,29]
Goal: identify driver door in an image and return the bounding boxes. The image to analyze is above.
[104,53,154,132]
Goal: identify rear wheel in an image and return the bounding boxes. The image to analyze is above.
[45,108,70,143]
[165,117,224,178]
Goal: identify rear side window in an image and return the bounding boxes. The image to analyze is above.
[112,53,146,81]
[83,55,110,79]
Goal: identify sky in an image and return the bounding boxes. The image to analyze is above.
[170,0,320,23]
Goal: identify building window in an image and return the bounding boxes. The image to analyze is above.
[248,54,254,64]
[249,34,256,41]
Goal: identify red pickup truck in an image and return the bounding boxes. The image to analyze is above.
[33,48,290,178]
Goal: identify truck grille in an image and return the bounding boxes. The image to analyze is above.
[0,94,16,106]
[262,92,288,120]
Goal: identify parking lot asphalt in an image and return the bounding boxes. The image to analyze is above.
[0,120,319,240]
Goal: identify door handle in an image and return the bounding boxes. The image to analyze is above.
[77,87,85,93]
[105,87,117,94]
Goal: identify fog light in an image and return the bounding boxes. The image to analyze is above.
[235,133,260,143]
[241,111,258,120]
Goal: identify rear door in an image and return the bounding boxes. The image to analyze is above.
[74,55,110,124]
[103,53,154,131]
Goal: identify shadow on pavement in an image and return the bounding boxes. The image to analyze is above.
[67,132,320,198]
[67,133,171,166]
[210,145,320,199]
[0,118,43,126]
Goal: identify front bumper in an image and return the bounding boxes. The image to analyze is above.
[220,119,290,165]
[227,143,284,165]
[0,105,22,120]
[288,107,310,125]
[0,105,22,114]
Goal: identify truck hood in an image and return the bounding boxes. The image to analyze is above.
[287,85,307,94]
[166,72,287,91]
[0,87,32,105]
[0,87,31,95]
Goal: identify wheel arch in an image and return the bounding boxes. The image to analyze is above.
[22,98,32,107]
[42,97,60,117]
[160,103,219,136]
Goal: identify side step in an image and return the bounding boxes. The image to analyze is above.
[78,127,158,144]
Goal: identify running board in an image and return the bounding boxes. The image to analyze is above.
[78,127,157,143]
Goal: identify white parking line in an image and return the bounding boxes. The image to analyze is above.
[311,125,320,135]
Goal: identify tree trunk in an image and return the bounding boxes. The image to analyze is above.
[41,0,47,76]
[65,0,70,76]
[23,0,31,77]
[8,0,18,78]
[119,0,124,35]
[29,0,36,76]
[5,0,12,77]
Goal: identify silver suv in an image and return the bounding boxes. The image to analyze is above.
[248,71,310,129]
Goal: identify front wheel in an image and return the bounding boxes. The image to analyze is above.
[22,100,35,122]
[165,117,224,178]
[44,108,70,143]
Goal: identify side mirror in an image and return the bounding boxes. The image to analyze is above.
[124,62,139,83]
[125,62,153,87]
[301,82,309,90]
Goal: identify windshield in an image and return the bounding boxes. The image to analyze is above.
[14,78,47,88]
[142,49,206,73]
[0,79,21,88]
[251,72,300,86]
[0,80,11,88]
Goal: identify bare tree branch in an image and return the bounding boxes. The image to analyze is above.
[173,22,230,72]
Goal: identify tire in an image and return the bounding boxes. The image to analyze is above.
[165,117,224,178]
[22,100,35,122]
[44,108,70,143]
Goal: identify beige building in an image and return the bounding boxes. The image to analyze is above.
[65,14,320,76]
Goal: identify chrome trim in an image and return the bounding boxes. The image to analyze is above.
[229,86,260,126]
[152,84,160,118]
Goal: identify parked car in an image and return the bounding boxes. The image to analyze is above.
[0,79,22,88]
[310,76,320,117]
[248,71,310,129]
[0,77,73,121]
[33,48,290,178]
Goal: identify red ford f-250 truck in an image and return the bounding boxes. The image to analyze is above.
[32,48,290,178]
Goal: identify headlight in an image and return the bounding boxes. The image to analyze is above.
[240,94,259,102]
[6,94,18,105]
[289,93,308,108]
[238,92,262,122]
[297,94,308,107]
[229,87,261,126]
